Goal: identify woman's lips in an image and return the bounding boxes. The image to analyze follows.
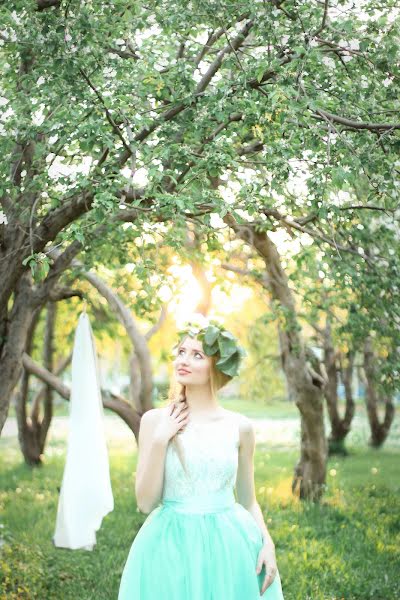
[177,369,191,375]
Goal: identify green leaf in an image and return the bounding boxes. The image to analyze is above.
[203,325,220,347]
[218,332,237,358]
[22,254,35,266]
[202,340,219,355]
[215,350,241,377]
[256,64,266,83]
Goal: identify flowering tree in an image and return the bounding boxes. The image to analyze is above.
[1,0,399,499]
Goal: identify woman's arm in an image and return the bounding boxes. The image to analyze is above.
[235,416,275,550]
[135,409,169,514]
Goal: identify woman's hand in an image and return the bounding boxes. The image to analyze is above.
[256,543,278,595]
[154,400,190,443]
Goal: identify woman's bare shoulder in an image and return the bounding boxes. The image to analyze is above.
[140,406,169,425]
[222,408,253,433]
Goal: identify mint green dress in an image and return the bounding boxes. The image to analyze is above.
[118,416,285,599]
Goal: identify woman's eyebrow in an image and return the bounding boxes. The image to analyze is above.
[180,346,204,355]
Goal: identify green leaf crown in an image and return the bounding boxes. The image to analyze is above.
[176,316,246,378]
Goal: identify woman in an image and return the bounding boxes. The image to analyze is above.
[118,318,285,599]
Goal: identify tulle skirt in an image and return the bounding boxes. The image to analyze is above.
[118,488,284,599]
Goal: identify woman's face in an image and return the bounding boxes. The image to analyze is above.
[174,336,211,386]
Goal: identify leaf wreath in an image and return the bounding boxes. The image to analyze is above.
[176,319,246,377]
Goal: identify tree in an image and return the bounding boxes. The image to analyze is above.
[1,0,399,500]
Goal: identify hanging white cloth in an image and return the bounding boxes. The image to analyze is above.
[53,311,114,550]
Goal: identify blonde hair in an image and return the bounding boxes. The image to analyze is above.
[166,341,232,473]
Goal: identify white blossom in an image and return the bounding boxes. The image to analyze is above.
[349,39,360,50]
[178,313,210,336]
[322,56,335,69]
[0,211,8,225]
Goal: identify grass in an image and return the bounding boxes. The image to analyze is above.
[7,393,395,427]
[1,404,399,600]
[6,395,299,420]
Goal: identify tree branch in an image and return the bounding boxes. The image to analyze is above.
[310,0,330,38]
[31,351,72,421]
[36,0,61,11]
[260,206,374,263]
[22,352,142,435]
[78,67,132,154]
[48,285,84,302]
[220,262,270,289]
[117,19,254,166]
[145,304,168,340]
[314,108,400,132]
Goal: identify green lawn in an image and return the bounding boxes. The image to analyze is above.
[7,394,393,425]
[6,396,300,419]
[0,414,399,599]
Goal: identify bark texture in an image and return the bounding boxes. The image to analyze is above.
[323,318,355,455]
[224,215,328,501]
[363,337,395,448]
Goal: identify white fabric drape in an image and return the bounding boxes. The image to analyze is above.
[53,311,114,550]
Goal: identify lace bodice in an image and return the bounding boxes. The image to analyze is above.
[161,414,240,501]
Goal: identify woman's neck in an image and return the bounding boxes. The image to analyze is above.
[183,384,222,418]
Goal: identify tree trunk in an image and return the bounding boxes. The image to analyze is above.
[323,318,355,455]
[224,215,328,501]
[22,353,142,439]
[0,274,38,435]
[280,327,327,501]
[363,337,395,448]
[15,307,42,465]
[129,352,142,412]
[293,403,327,501]
[16,302,58,465]
[76,267,154,413]
[40,301,56,445]
[0,232,86,437]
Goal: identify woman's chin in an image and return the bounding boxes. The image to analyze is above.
[176,373,193,384]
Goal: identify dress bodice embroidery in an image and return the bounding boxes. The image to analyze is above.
[161,415,240,501]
